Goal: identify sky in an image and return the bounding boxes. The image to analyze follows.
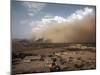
[11,1,96,43]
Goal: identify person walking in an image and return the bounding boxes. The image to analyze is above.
[50,58,60,72]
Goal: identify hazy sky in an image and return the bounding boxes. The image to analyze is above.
[11,1,96,43]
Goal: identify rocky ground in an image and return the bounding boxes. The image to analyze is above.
[12,43,96,74]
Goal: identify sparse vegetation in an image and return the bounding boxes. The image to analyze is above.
[12,40,96,74]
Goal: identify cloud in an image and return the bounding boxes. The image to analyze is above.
[31,7,96,43]
[28,12,34,16]
[22,2,46,16]
[67,7,94,21]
